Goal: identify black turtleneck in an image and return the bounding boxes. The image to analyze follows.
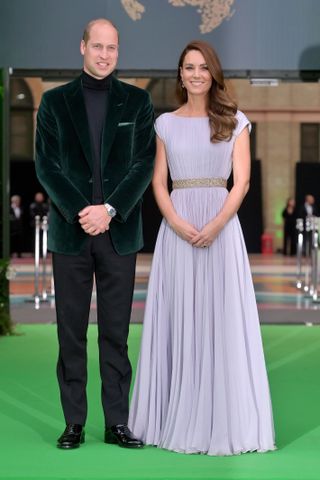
[81,70,111,205]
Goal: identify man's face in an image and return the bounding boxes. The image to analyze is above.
[80,22,119,79]
[35,193,44,203]
[306,195,315,205]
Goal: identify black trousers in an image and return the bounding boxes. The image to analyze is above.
[283,227,297,256]
[52,232,136,427]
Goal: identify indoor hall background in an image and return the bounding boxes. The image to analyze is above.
[1,2,320,480]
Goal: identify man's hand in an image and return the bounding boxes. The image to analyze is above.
[78,205,112,236]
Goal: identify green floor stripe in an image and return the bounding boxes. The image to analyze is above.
[0,324,320,480]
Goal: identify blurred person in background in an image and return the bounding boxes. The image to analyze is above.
[29,192,49,226]
[298,194,319,255]
[282,197,297,256]
[29,192,49,256]
[10,195,24,258]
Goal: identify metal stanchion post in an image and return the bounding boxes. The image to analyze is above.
[34,215,41,309]
[25,215,51,309]
[309,217,316,298]
[296,218,304,290]
[303,217,312,294]
[51,274,55,296]
[41,215,48,301]
[312,217,320,302]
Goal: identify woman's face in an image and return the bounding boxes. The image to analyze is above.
[180,49,212,98]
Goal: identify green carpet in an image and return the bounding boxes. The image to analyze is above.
[0,324,320,480]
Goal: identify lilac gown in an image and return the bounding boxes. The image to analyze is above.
[129,111,275,456]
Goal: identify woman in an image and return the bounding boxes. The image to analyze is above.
[129,41,275,456]
[282,198,297,256]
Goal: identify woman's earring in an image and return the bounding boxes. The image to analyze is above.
[181,80,185,89]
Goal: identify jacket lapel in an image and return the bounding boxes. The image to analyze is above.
[101,77,129,166]
[63,76,129,170]
[63,77,92,169]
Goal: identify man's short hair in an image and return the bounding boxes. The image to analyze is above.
[82,18,119,43]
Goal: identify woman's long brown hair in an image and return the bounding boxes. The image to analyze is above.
[176,40,237,143]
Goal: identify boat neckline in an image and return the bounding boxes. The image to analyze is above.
[167,112,209,119]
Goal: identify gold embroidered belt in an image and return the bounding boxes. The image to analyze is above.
[172,177,227,189]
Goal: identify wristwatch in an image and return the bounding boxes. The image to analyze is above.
[104,203,117,218]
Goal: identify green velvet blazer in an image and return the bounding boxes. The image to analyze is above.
[35,75,156,255]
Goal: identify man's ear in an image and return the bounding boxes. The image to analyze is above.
[80,40,86,55]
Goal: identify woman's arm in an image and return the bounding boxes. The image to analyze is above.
[153,135,199,243]
[192,127,251,247]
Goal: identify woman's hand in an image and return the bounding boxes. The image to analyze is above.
[170,217,199,244]
[191,219,223,248]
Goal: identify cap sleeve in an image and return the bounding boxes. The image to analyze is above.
[234,110,252,137]
[154,114,167,142]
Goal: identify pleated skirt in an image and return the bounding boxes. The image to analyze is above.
[129,188,276,456]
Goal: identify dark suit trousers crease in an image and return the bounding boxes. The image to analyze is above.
[52,232,136,427]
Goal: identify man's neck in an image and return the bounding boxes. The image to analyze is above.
[81,70,111,90]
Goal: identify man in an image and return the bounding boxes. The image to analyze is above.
[298,194,319,255]
[10,195,24,257]
[29,192,49,227]
[29,192,49,256]
[299,194,318,220]
[35,18,155,449]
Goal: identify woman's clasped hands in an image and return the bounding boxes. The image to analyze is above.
[170,217,222,248]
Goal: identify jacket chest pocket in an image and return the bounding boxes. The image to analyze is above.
[111,123,135,167]
[115,122,135,139]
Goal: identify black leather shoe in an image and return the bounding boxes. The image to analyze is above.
[57,424,85,449]
[105,424,144,448]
